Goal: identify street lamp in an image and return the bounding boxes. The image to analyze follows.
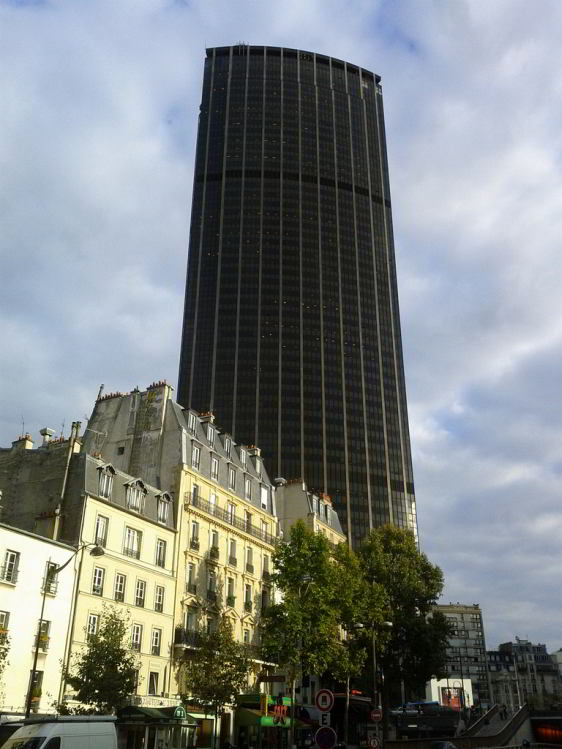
[25,542,104,718]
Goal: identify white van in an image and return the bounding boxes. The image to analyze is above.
[2,716,117,749]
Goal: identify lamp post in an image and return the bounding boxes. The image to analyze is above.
[25,542,104,718]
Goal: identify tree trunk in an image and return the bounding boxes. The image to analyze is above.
[289,676,296,749]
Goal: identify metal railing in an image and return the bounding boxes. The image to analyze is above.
[186,582,197,595]
[0,566,18,584]
[184,493,276,545]
[174,628,203,648]
[123,547,140,559]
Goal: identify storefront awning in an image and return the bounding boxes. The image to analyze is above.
[118,706,197,726]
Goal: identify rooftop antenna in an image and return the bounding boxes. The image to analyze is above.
[21,416,25,437]
[96,383,105,401]
[60,419,65,438]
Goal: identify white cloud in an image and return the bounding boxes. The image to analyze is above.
[1,0,561,652]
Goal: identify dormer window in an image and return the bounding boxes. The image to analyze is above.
[260,486,268,510]
[188,412,196,435]
[98,465,115,499]
[255,457,261,477]
[126,481,145,512]
[224,436,232,458]
[157,494,171,524]
[207,425,215,447]
[240,449,247,469]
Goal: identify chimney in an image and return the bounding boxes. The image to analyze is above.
[12,434,33,450]
[40,427,55,446]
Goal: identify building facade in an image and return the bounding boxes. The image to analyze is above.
[434,603,492,707]
[496,638,560,708]
[177,44,417,547]
[0,524,76,714]
[274,479,346,546]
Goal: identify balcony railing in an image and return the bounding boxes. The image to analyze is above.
[0,566,18,584]
[262,570,271,581]
[229,555,237,567]
[184,493,276,545]
[37,635,50,652]
[186,582,197,595]
[190,538,200,551]
[0,629,9,646]
[209,546,219,561]
[42,576,58,595]
[246,563,254,574]
[131,641,141,652]
[207,590,217,603]
[174,628,203,648]
[244,600,252,613]
[227,595,236,607]
[123,547,140,560]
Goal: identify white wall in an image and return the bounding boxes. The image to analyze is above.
[0,524,76,714]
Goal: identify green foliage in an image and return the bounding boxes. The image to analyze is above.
[178,615,250,718]
[0,631,10,700]
[64,606,139,713]
[261,521,345,679]
[357,525,452,701]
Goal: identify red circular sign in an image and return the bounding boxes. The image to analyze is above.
[315,727,337,749]
[315,689,335,712]
[370,708,382,722]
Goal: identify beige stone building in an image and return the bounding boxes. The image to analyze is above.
[274,478,346,546]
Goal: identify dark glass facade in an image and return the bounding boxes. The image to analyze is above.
[178,45,417,546]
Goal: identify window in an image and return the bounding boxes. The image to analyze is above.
[192,444,201,470]
[156,539,167,568]
[240,449,247,468]
[229,538,237,565]
[245,477,251,500]
[227,502,236,524]
[245,511,252,531]
[124,527,141,559]
[208,569,217,592]
[224,436,231,457]
[263,554,270,574]
[0,611,9,642]
[98,468,113,499]
[87,613,99,637]
[42,561,58,595]
[211,456,219,481]
[192,483,200,504]
[38,619,50,651]
[255,458,261,476]
[210,529,219,548]
[154,585,164,612]
[227,576,235,601]
[127,482,145,512]
[188,412,196,434]
[245,584,252,610]
[210,493,217,515]
[206,617,217,634]
[114,573,126,602]
[243,628,250,643]
[261,520,269,539]
[148,671,159,696]
[157,495,170,524]
[151,628,162,656]
[187,563,196,593]
[207,425,215,447]
[95,515,108,547]
[132,669,140,694]
[190,520,200,549]
[186,608,197,631]
[135,579,146,607]
[1,550,19,584]
[246,547,254,572]
[260,486,268,510]
[228,466,236,490]
[131,624,142,651]
[92,567,104,596]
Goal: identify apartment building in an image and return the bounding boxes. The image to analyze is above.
[0,523,76,713]
[274,479,346,546]
[434,603,492,707]
[496,638,560,708]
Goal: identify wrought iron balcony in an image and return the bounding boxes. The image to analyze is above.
[186,582,197,595]
[184,492,276,545]
[190,538,200,551]
[229,555,238,567]
[244,600,252,613]
[246,563,254,574]
[174,627,203,648]
[209,546,219,560]
[227,595,236,607]
[123,546,140,559]
[0,566,18,584]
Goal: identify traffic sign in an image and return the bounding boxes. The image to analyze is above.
[370,708,382,723]
[368,737,380,749]
[315,727,337,749]
[316,689,335,712]
[320,712,331,727]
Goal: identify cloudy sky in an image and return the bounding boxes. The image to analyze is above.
[2,0,561,652]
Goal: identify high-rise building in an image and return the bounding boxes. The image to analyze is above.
[178,44,417,546]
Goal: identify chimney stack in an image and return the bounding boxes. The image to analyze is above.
[40,427,55,446]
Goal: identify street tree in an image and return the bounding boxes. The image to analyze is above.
[261,521,344,746]
[357,525,452,736]
[0,630,10,704]
[63,606,139,713]
[178,614,250,749]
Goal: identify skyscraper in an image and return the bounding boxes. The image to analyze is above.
[178,45,417,546]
